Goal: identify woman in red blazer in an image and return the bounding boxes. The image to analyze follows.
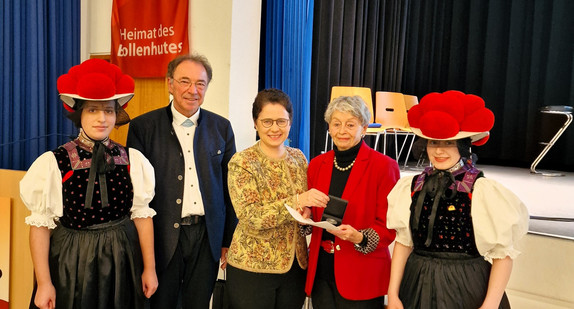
[304,95,400,308]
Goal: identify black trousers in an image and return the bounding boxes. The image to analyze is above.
[226,261,306,309]
[149,221,219,309]
[311,250,384,309]
[311,277,384,309]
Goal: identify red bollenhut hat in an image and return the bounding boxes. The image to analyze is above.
[57,58,135,112]
[408,90,495,146]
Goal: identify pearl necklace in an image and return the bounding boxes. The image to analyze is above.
[334,156,356,172]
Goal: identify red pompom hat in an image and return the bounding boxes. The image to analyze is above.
[407,90,495,146]
[57,58,134,112]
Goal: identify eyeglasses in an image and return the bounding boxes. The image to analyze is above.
[172,78,207,91]
[259,118,290,128]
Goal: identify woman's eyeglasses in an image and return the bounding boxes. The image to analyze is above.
[259,118,290,128]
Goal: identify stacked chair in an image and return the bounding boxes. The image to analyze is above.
[374,92,417,167]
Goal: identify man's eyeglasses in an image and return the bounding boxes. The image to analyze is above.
[259,118,290,128]
[172,78,207,91]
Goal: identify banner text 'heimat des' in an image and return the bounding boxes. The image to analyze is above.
[116,24,184,57]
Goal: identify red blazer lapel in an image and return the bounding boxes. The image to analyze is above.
[314,151,334,194]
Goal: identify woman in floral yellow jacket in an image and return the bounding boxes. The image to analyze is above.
[225,89,329,309]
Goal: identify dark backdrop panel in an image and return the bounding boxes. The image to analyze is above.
[310,0,409,157]
[310,0,574,171]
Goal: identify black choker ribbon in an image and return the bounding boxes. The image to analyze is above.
[411,170,457,247]
[84,140,115,209]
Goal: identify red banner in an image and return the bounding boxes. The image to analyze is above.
[111,0,189,78]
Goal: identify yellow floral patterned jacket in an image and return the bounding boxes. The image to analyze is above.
[227,142,308,273]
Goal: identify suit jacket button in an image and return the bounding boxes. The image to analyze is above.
[176,198,182,204]
[178,175,183,181]
[174,223,180,229]
[335,245,341,251]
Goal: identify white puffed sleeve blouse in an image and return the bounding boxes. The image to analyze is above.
[387,175,529,262]
[20,148,156,229]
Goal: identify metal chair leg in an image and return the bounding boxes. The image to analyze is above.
[403,134,416,168]
[373,133,381,152]
[393,132,399,160]
[324,130,329,153]
[530,113,572,176]
[383,131,388,155]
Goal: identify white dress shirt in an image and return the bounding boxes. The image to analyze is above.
[171,104,206,217]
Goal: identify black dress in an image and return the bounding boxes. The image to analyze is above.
[30,138,146,309]
[399,164,511,309]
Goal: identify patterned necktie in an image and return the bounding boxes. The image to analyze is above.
[182,119,194,127]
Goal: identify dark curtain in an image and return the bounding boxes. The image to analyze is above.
[310,0,574,172]
[310,0,410,157]
[0,0,80,170]
[401,0,574,171]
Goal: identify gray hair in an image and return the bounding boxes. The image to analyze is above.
[324,95,371,126]
[166,53,213,83]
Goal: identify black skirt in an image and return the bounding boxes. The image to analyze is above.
[399,250,510,309]
[32,217,145,309]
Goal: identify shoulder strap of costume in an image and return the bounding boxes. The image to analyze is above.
[110,141,129,166]
[455,166,483,193]
[61,140,90,170]
[412,165,483,194]
[61,140,130,170]
[413,166,433,193]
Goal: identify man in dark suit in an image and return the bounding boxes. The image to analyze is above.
[127,53,237,309]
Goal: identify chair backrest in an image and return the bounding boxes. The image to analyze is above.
[330,86,374,123]
[375,91,409,130]
[404,94,419,112]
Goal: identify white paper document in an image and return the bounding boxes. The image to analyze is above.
[285,204,339,230]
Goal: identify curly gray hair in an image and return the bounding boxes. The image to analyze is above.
[324,95,371,126]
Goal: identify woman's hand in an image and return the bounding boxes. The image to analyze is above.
[30,226,55,309]
[327,224,363,244]
[299,206,312,219]
[479,256,513,309]
[34,282,56,309]
[141,267,158,298]
[298,189,329,208]
[386,295,404,309]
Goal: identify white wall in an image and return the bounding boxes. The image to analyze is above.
[228,1,261,148]
[506,233,574,309]
[81,0,260,151]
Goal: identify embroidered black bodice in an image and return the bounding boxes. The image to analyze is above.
[409,163,483,255]
[53,139,133,229]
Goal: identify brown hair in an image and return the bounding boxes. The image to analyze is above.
[252,88,293,121]
[66,100,128,128]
